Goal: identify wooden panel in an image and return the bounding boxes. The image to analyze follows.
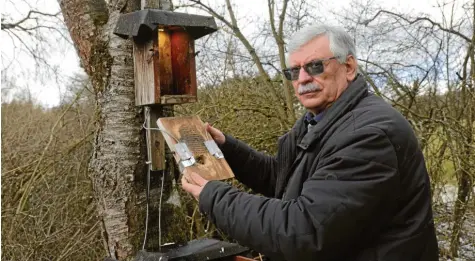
[160,95,197,105]
[145,107,165,170]
[170,30,195,96]
[133,39,155,106]
[189,38,197,96]
[157,30,173,97]
[156,115,234,181]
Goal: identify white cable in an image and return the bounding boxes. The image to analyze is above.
[142,122,181,143]
[141,111,167,252]
[159,172,164,251]
[142,108,152,250]
[142,164,150,250]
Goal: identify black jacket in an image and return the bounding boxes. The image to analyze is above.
[198,75,439,261]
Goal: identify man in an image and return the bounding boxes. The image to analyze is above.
[182,24,439,260]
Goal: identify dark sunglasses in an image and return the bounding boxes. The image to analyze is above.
[283,56,338,81]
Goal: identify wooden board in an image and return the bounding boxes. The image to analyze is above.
[133,39,156,106]
[158,30,173,96]
[156,115,234,181]
[170,30,195,96]
[145,107,165,170]
[160,95,197,105]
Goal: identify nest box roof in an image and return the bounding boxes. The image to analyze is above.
[113,9,218,40]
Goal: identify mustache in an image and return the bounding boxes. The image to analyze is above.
[298,83,321,95]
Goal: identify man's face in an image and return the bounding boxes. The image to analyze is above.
[287,35,356,114]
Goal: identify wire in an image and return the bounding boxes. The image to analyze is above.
[158,172,165,251]
[142,108,152,251]
[141,162,165,252]
[141,111,168,252]
[142,163,150,250]
[142,122,181,143]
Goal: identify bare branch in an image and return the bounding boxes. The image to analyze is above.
[187,0,234,30]
[268,0,278,40]
[225,0,239,30]
[1,10,61,30]
[187,0,292,125]
[267,0,294,122]
[188,0,270,79]
[361,10,471,42]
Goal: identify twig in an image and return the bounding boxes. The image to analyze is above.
[16,87,85,214]
[360,10,470,42]
[1,10,61,30]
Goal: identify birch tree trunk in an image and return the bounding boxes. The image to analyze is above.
[59,0,187,260]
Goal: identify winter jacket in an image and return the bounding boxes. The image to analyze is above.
[198,75,439,261]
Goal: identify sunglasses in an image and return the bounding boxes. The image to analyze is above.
[283,56,338,81]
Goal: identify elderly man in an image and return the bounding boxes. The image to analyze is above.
[182,24,439,260]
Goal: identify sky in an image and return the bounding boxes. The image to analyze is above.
[1,0,470,107]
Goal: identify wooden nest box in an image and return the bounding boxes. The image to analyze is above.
[113,9,218,106]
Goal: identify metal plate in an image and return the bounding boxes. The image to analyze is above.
[204,140,224,159]
[175,143,195,171]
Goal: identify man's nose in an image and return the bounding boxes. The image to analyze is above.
[298,67,312,83]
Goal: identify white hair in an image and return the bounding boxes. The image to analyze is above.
[286,24,357,66]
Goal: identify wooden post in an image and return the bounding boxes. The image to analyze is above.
[144,106,165,170]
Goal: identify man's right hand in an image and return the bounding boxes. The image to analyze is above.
[205,123,225,145]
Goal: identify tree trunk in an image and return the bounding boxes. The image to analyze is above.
[59,0,188,260]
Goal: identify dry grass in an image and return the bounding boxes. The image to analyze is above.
[1,98,104,261]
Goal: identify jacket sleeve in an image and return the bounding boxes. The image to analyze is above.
[219,134,279,197]
[199,127,399,261]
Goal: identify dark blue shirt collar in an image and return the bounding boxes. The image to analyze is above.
[304,111,325,125]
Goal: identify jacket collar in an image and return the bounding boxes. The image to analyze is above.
[294,74,369,150]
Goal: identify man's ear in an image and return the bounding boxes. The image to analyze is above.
[345,55,358,81]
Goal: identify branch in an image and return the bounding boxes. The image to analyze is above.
[1,10,61,30]
[187,0,234,31]
[188,0,270,79]
[359,68,382,97]
[262,61,282,75]
[278,0,288,39]
[7,28,50,66]
[16,86,86,214]
[225,0,239,30]
[187,0,290,124]
[361,10,471,42]
[287,0,308,32]
[267,0,295,123]
[357,58,410,95]
[268,0,278,40]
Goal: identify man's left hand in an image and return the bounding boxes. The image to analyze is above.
[181,171,209,201]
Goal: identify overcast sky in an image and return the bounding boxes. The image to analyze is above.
[1,0,469,107]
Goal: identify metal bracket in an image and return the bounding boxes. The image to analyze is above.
[175,142,196,172]
[204,140,224,159]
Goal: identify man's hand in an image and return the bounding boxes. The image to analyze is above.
[181,171,209,201]
[205,123,225,145]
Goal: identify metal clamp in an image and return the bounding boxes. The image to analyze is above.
[175,142,196,172]
[204,140,224,159]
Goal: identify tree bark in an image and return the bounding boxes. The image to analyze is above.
[59,0,187,260]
